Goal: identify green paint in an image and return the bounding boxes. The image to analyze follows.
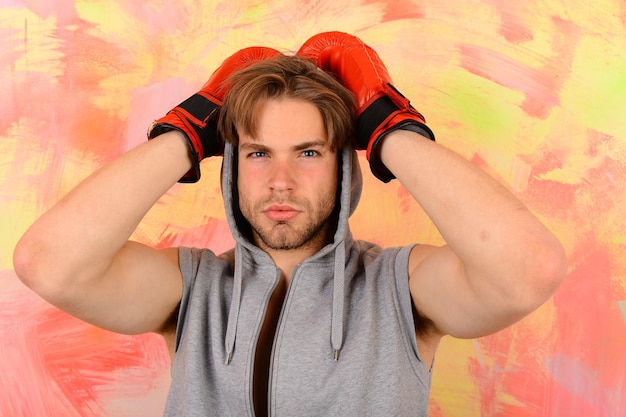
[440,72,521,147]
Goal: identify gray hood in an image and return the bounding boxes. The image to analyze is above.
[220,141,363,363]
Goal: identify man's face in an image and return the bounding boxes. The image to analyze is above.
[237,97,339,254]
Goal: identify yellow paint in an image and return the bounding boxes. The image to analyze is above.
[2,9,65,80]
[2,1,626,416]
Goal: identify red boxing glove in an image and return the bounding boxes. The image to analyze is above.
[148,46,282,182]
[298,31,435,182]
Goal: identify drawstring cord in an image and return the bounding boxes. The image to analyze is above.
[224,245,243,365]
[220,144,360,366]
[331,242,346,361]
[224,242,347,364]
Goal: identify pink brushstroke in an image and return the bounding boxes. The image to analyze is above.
[6,0,80,25]
[548,243,626,417]
[361,0,426,22]
[546,353,618,417]
[491,2,534,43]
[498,14,534,44]
[0,271,170,416]
[459,17,580,119]
[156,218,235,254]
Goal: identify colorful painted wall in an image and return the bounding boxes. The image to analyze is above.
[2,1,625,416]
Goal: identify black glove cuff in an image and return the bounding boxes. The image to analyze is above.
[356,95,398,150]
[176,94,222,157]
[369,120,436,183]
[147,93,222,183]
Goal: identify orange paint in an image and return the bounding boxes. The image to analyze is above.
[3,1,626,416]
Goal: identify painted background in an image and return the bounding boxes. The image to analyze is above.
[1,0,625,416]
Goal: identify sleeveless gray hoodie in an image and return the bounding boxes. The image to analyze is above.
[164,142,432,416]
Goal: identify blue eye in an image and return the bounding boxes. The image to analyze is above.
[302,150,318,157]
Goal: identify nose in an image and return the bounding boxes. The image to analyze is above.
[268,159,296,192]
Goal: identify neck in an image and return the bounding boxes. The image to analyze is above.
[251,221,336,283]
[263,246,321,284]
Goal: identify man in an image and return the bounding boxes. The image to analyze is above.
[13,32,566,416]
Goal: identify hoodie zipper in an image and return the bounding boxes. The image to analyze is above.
[266,264,303,416]
[246,267,281,417]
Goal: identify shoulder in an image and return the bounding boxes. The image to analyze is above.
[178,246,232,268]
[177,246,234,287]
[350,239,409,262]
[351,241,441,366]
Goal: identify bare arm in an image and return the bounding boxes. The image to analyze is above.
[380,129,567,340]
[13,131,192,335]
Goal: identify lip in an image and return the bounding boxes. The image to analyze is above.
[263,204,301,222]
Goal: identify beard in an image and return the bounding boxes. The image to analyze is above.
[239,193,337,252]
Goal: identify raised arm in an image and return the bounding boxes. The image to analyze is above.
[13,132,190,335]
[13,47,282,336]
[381,129,566,338]
[299,31,567,343]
